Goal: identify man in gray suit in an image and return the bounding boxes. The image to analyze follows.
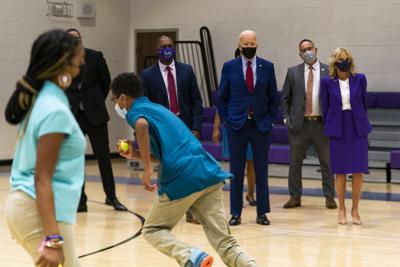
[281,39,337,209]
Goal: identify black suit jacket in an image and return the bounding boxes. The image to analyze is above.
[67,48,111,126]
[140,61,203,131]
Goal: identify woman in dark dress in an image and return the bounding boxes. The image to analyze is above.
[320,47,372,225]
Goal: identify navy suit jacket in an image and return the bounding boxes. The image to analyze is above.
[217,56,279,132]
[321,73,372,138]
[141,62,203,132]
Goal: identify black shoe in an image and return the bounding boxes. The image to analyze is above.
[105,197,128,211]
[256,214,270,225]
[246,194,257,206]
[229,215,241,226]
[77,203,87,213]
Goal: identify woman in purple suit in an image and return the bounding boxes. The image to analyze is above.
[321,48,372,225]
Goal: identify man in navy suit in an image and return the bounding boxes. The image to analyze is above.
[217,30,279,226]
[141,36,203,138]
[141,35,203,223]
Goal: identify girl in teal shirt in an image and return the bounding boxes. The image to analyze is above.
[4,30,85,267]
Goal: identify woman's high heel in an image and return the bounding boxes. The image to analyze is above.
[246,194,256,206]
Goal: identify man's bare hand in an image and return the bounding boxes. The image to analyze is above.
[117,139,140,159]
[142,168,157,192]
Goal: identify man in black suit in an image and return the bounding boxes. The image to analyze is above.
[141,35,203,223]
[66,29,126,212]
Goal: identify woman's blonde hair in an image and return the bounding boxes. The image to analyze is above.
[328,47,356,78]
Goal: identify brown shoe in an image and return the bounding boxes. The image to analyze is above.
[326,198,337,209]
[283,197,301,209]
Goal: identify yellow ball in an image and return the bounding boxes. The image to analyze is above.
[120,140,129,152]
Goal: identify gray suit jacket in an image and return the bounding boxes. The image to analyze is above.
[281,62,329,132]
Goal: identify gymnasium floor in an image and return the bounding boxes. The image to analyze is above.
[1,159,400,267]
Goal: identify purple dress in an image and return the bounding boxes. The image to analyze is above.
[320,73,372,175]
[329,110,369,174]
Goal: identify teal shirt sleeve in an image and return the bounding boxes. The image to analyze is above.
[126,110,162,160]
[37,109,74,137]
[126,111,148,130]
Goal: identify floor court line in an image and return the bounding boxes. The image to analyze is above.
[78,200,145,259]
[84,175,400,202]
[2,173,400,202]
[264,226,400,243]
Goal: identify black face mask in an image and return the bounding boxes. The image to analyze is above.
[336,60,351,72]
[241,47,257,59]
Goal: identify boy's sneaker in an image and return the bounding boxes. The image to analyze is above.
[185,249,214,267]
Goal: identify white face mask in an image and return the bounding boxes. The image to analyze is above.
[114,103,127,119]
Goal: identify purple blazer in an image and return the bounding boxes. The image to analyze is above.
[320,73,372,138]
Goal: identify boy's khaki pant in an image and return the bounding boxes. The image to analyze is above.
[142,182,257,267]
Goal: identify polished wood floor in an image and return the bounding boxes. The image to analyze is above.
[1,159,400,266]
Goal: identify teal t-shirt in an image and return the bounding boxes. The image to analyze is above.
[126,96,232,200]
[10,81,86,224]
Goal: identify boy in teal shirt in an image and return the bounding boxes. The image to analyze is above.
[111,73,256,267]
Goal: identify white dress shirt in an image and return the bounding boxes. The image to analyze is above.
[339,79,352,110]
[242,55,257,86]
[158,60,178,103]
[304,61,321,116]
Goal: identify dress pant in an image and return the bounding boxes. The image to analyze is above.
[76,109,116,204]
[226,119,271,216]
[287,120,335,199]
